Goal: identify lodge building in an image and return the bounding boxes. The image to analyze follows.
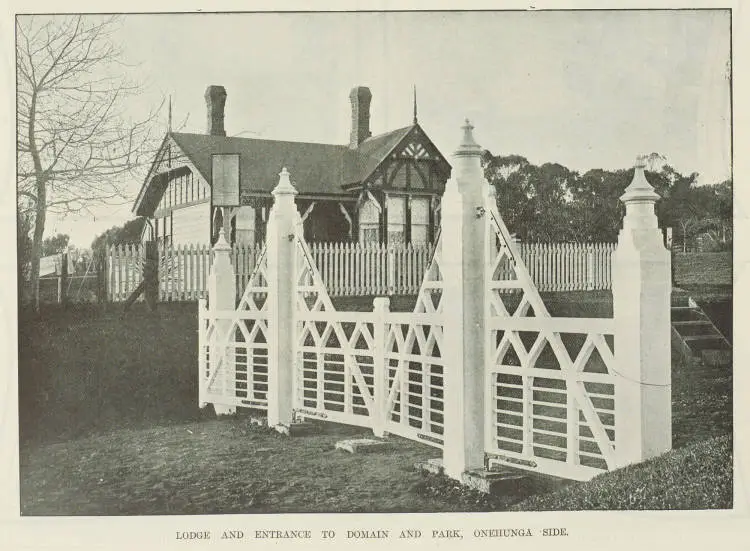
[132,85,452,247]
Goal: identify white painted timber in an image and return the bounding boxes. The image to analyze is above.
[205,226,236,415]
[441,120,488,480]
[171,202,211,246]
[613,159,672,468]
[267,168,298,428]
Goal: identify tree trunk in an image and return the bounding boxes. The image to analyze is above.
[30,185,46,313]
[27,88,47,313]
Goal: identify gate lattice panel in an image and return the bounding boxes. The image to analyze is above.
[383,232,445,448]
[199,247,270,411]
[484,202,618,481]
[294,222,379,427]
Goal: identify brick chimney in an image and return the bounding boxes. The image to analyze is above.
[349,86,372,148]
[205,85,227,136]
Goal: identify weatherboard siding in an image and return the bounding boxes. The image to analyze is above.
[172,202,211,246]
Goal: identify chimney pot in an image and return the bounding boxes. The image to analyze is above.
[205,85,227,137]
[349,86,372,148]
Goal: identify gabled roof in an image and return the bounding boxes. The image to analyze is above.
[171,132,350,196]
[134,122,450,216]
[344,126,413,185]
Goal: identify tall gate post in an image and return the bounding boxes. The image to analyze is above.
[207,225,237,415]
[612,157,672,467]
[441,120,488,480]
[372,297,390,438]
[267,168,298,428]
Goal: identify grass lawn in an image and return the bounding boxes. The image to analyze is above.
[17,290,732,515]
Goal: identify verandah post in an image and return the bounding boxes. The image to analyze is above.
[613,157,672,467]
[207,225,236,415]
[441,120,488,480]
[267,167,298,429]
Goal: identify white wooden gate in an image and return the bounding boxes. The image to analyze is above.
[200,124,672,486]
[198,247,270,412]
[381,231,446,448]
[293,223,446,445]
[295,232,379,427]
[484,199,618,481]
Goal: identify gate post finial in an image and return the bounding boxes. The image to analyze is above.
[613,157,671,468]
[273,167,298,197]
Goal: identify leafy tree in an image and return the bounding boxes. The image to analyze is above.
[41,233,69,256]
[16,15,162,311]
[483,153,536,239]
[91,218,146,254]
[568,168,629,242]
[483,150,726,247]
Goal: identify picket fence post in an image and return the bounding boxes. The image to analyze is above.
[441,120,487,480]
[612,157,671,468]
[266,168,298,429]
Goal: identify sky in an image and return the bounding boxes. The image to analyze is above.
[38,10,731,249]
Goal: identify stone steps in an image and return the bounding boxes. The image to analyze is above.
[671,290,730,367]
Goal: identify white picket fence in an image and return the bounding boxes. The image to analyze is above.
[108,240,615,302]
[309,242,435,296]
[107,243,262,302]
[520,242,616,292]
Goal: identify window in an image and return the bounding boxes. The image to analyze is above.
[157,213,172,247]
[386,195,405,244]
[411,197,429,243]
[359,197,380,244]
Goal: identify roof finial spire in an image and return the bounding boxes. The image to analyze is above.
[168,94,172,133]
[413,85,418,125]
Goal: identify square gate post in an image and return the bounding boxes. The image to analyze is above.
[441,120,488,480]
[267,168,298,429]
[613,157,672,467]
[207,224,237,415]
[372,297,390,438]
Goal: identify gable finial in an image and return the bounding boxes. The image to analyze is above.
[413,85,418,125]
[168,94,172,133]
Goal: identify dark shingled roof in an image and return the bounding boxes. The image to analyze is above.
[170,126,416,197]
[171,132,350,196]
[344,126,414,185]
[133,123,442,216]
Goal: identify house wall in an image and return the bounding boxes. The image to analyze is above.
[149,166,212,247]
[172,202,211,246]
[235,206,256,245]
[156,168,209,212]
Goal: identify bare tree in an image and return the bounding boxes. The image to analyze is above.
[16,15,162,310]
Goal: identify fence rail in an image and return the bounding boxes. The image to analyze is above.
[106,240,616,302]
